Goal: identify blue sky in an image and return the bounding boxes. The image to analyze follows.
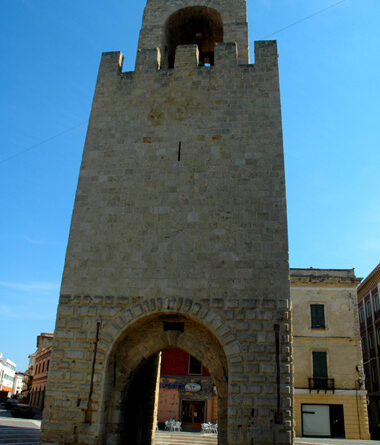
[1,0,379,371]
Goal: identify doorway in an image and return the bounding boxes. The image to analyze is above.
[181,400,205,431]
[302,404,345,438]
[102,313,229,444]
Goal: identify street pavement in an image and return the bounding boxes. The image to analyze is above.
[0,408,380,445]
[0,407,40,444]
[296,438,380,445]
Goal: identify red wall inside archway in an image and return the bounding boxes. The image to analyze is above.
[161,349,210,376]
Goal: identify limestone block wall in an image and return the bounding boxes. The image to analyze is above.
[41,40,293,445]
[62,41,288,298]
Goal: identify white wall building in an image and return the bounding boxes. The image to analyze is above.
[12,372,25,396]
[0,353,16,395]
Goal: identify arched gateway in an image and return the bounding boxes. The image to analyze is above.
[41,0,293,444]
[102,303,230,444]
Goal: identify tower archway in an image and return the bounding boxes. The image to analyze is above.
[164,6,223,67]
[101,312,229,445]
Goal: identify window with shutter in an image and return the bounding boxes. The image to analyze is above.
[366,299,372,318]
[373,291,380,312]
[310,304,325,329]
[359,305,365,323]
[313,351,328,378]
[362,337,367,353]
[369,332,374,349]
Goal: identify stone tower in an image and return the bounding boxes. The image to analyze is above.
[41,0,293,444]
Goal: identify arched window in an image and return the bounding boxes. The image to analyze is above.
[165,6,223,68]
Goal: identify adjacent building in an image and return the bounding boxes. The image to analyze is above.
[152,268,370,438]
[0,353,16,396]
[291,268,369,439]
[30,332,53,410]
[157,349,217,431]
[21,351,37,403]
[357,262,380,438]
[12,372,26,396]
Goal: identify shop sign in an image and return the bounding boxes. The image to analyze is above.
[160,382,184,389]
[185,382,201,392]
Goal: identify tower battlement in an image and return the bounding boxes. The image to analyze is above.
[97,40,278,83]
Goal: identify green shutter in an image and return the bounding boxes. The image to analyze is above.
[313,351,328,378]
[311,304,325,329]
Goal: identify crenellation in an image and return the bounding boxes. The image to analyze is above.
[215,41,238,66]
[135,47,161,72]
[174,44,199,69]
[97,51,124,82]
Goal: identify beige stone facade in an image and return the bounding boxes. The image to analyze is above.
[41,0,293,444]
[291,268,370,439]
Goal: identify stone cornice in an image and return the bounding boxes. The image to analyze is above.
[290,267,361,287]
[357,263,380,298]
[290,277,361,287]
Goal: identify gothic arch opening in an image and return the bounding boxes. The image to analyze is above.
[164,6,223,68]
[101,313,229,445]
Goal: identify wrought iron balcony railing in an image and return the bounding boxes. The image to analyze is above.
[308,377,335,392]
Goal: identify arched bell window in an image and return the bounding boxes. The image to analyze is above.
[165,6,223,68]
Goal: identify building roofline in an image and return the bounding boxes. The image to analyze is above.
[357,263,380,295]
[290,267,361,286]
[0,358,16,367]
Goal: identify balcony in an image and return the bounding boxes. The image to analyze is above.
[308,377,335,393]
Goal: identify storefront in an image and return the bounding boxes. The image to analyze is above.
[157,349,217,431]
[301,404,345,437]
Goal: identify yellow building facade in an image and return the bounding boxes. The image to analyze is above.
[290,268,370,439]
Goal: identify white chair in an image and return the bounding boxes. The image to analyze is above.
[165,420,170,430]
[201,423,210,433]
[173,421,182,432]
